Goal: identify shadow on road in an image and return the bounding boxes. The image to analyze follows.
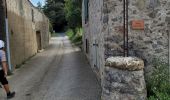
[0,35,101,100]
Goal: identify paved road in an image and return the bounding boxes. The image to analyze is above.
[0,35,101,100]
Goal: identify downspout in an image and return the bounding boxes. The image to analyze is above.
[126,0,129,56]
[123,0,129,57]
[123,0,126,57]
[5,0,12,71]
[169,28,170,82]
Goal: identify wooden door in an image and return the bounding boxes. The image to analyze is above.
[36,31,42,51]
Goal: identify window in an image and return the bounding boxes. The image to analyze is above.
[86,39,89,53]
[84,0,89,24]
[31,9,34,22]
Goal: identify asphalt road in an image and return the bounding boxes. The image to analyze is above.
[0,35,101,100]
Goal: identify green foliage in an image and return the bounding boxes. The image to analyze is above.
[147,59,170,100]
[66,29,74,39]
[43,0,66,30]
[64,0,82,30]
[66,28,82,46]
[49,23,54,33]
[42,0,82,32]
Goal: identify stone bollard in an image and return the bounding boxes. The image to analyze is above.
[102,57,147,100]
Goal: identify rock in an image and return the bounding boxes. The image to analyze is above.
[155,48,163,53]
[105,57,144,71]
[103,57,147,100]
[103,15,109,23]
[165,17,170,23]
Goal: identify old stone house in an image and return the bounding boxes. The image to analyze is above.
[0,0,49,71]
[82,0,169,99]
[83,0,169,80]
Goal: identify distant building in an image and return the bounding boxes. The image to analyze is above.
[0,0,49,70]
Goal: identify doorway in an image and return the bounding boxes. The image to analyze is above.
[36,31,42,51]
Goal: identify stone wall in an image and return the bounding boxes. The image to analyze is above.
[82,0,104,79]
[34,8,49,49]
[128,0,169,75]
[82,0,169,99]
[103,0,169,76]
[4,0,49,69]
[82,0,169,78]
[102,57,147,100]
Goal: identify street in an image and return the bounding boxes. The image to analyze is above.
[0,35,101,100]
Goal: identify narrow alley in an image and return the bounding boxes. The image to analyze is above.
[0,35,101,100]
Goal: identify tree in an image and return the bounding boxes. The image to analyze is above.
[37,2,42,10]
[42,0,82,32]
[64,0,82,34]
[43,0,66,32]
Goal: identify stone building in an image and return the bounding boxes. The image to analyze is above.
[0,0,49,70]
[82,0,169,79]
[82,0,169,99]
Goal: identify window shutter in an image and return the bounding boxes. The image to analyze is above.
[84,0,89,24]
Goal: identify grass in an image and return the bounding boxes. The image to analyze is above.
[66,29,74,39]
[66,28,82,47]
[146,58,170,100]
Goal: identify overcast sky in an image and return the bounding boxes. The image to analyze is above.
[30,0,45,6]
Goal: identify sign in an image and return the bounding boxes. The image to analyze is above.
[131,20,144,30]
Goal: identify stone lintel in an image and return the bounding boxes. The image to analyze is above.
[105,57,144,71]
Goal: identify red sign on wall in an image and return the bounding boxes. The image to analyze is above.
[131,20,144,30]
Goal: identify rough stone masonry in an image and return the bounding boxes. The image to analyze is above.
[83,0,169,77]
[0,0,49,70]
[102,57,147,100]
[82,0,169,99]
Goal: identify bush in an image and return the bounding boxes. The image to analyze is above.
[147,59,170,100]
[66,29,74,39]
[66,28,82,45]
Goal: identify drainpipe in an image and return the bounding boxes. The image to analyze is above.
[123,0,129,57]
[5,19,12,71]
[126,0,129,56]
[169,29,170,82]
[123,0,126,57]
[5,0,12,71]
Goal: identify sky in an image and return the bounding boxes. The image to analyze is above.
[30,0,45,7]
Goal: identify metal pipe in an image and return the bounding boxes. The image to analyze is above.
[123,0,126,57]
[169,29,170,82]
[5,0,12,71]
[126,0,129,57]
[5,19,12,71]
[123,0,129,57]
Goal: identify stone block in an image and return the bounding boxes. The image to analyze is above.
[102,57,147,100]
[105,57,144,71]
